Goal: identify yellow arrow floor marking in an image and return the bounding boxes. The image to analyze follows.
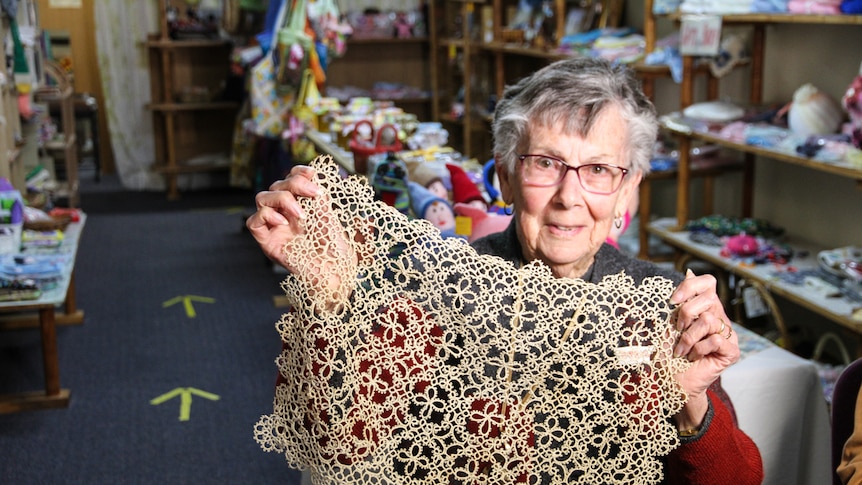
[162,295,216,318]
[150,387,220,421]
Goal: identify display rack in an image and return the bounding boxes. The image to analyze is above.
[146,0,240,200]
[648,13,862,355]
[34,60,79,207]
[0,15,24,189]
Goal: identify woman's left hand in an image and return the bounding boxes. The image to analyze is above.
[669,269,740,431]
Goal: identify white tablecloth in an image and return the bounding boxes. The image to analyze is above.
[722,326,832,485]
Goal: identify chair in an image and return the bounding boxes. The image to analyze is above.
[833,357,862,485]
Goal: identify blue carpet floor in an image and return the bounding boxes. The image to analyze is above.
[0,180,303,484]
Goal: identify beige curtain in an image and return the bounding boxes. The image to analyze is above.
[93,1,162,190]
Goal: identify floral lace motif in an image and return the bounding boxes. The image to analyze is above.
[255,155,690,484]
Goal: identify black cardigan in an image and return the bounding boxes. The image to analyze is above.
[470,219,684,287]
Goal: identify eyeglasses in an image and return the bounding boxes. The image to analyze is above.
[517,154,629,195]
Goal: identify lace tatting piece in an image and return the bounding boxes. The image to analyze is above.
[255,155,691,484]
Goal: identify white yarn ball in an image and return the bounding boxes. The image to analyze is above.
[788,83,844,137]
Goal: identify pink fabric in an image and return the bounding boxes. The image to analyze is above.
[787,0,842,13]
[718,121,748,144]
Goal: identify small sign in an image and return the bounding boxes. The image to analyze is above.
[742,286,769,319]
[616,345,654,365]
[680,15,722,56]
[49,0,82,7]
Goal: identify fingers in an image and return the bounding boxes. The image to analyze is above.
[670,269,738,361]
[674,311,735,359]
[669,269,717,307]
[671,271,722,332]
[254,166,321,222]
[246,205,286,231]
[269,165,319,190]
[246,165,322,263]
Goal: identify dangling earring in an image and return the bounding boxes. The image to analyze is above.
[614,216,623,229]
[504,204,514,216]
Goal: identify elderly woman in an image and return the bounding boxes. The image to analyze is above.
[247,57,763,483]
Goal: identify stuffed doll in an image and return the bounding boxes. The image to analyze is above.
[843,61,862,149]
[393,12,414,39]
[372,153,411,215]
[407,181,460,238]
[446,163,487,211]
[405,160,449,200]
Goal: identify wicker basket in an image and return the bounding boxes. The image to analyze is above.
[24,215,72,232]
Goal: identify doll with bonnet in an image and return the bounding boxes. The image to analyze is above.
[843,61,862,149]
[407,181,461,239]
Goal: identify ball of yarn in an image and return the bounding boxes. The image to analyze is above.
[788,83,844,136]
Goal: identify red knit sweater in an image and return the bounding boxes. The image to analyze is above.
[666,389,764,485]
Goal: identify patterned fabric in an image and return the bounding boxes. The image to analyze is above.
[256,156,691,484]
[249,52,295,138]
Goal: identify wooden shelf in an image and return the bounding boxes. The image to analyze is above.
[662,116,862,182]
[325,32,432,121]
[346,37,429,45]
[43,133,78,152]
[145,37,233,48]
[647,217,862,350]
[33,85,74,103]
[146,101,240,112]
[480,40,571,60]
[659,12,862,25]
[147,0,240,200]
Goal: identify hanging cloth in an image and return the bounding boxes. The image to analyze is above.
[274,0,312,93]
[249,0,295,137]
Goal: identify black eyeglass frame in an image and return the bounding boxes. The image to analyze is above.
[517,154,630,195]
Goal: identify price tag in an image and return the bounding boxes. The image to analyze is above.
[742,286,769,319]
[680,15,722,56]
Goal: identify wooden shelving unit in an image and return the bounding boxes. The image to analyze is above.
[647,13,862,354]
[146,0,240,200]
[34,60,79,207]
[661,13,862,229]
[325,37,433,121]
[428,0,739,255]
[428,0,492,161]
[428,0,625,160]
[0,15,24,190]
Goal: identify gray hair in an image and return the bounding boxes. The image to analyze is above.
[492,57,657,177]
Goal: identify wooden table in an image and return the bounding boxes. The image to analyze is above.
[648,217,862,355]
[0,214,86,413]
[304,129,356,174]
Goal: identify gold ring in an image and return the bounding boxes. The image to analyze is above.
[724,321,733,339]
[718,321,726,335]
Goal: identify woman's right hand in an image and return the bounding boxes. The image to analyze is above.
[246,165,321,266]
[247,165,359,308]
